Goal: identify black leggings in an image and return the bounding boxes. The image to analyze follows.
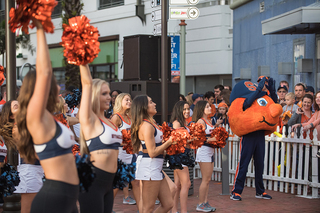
[31,179,79,213]
[78,166,115,213]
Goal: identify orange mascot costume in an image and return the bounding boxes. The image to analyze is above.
[229,77,282,201]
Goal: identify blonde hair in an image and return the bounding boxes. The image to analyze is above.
[113,93,131,115]
[55,96,67,115]
[285,92,295,100]
[80,79,109,155]
[185,95,193,106]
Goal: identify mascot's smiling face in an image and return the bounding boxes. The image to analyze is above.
[228,81,283,137]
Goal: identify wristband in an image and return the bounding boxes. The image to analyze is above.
[310,123,314,128]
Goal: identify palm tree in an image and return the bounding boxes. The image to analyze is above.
[61,0,84,89]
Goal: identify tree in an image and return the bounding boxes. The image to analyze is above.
[61,0,84,89]
[0,20,36,66]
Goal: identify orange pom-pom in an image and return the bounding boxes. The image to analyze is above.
[188,123,206,149]
[72,144,80,156]
[209,127,228,148]
[121,129,134,154]
[53,113,70,128]
[60,15,101,66]
[165,128,189,155]
[160,122,172,142]
[9,0,58,34]
[0,65,5,87]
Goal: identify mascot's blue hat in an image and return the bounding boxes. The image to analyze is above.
[230,80,266,104]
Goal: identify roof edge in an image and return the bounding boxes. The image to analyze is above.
[230,0,253,10]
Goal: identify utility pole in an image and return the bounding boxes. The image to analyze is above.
[179,20,186,96]
[4,0,21,212]
[161,0,168,122]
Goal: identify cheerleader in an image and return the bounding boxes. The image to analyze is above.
[78,64,122,213]
[15,20,79,213]
[111,93,140,209]
[170,101,192,213]
[193,101,216,212]
[131,95,174,213]
[0,101,44,213]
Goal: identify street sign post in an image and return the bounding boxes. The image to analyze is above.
[169,7,199,19]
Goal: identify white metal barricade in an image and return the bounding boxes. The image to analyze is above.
[193,125,320,199]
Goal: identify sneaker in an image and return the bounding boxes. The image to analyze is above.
[255,192,272,199]
[155,199,160,205]
[123,196,136,205]
[204,202,216,212]
[317,149,320,158]
[196,203,212,212]
[230,193,242,201]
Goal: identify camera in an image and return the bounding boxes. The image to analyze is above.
[217,113,223,119]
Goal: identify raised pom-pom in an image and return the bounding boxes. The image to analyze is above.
[208,127,229,148]
[61,15,100,66]
[188,123,206,149]
[9,0,58,34]
[0,163,20,197]
[121,129,134,154]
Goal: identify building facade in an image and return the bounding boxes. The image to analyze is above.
[3,0,233,94]
[231,0,320,92]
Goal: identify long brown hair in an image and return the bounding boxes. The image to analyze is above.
[0,101,16,149]
[79,79,109,155]
[16,70,59,163]
[130,95,150,153]
[170,101,188,127]
[192,100,208,122]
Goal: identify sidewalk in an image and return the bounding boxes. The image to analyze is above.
[113,179,319,213]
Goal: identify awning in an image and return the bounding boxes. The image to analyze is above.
[261,2,320,35]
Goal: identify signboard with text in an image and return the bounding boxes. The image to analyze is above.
[171,35,180,82]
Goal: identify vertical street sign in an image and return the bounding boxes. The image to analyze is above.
[171,35,180,79]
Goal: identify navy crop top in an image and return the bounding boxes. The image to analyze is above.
[34,120,75,161]
[86,119,122,152]
[139,120,163,158]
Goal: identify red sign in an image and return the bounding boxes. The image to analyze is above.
[171,71,180,76]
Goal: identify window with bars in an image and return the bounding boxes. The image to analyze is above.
[90,64,118,82]
[52,0,62,19]
[99,0,124,10]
